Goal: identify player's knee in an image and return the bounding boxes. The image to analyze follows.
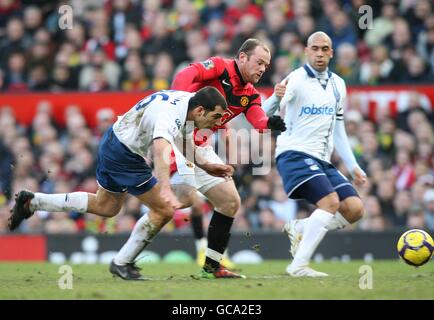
[325,197,340,213]
[180,192,196,208]
[350,200,364,223]
[218,194,241,216]
[96,203,122,217]
[155,204,175,221]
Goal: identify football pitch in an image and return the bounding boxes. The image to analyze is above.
[0,260,433,300]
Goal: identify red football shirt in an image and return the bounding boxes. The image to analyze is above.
[169,56,270,173]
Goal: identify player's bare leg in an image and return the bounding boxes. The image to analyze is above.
[111,184,195,280]
[286,192,339,277]
[199,179,245,278]
[286,195,364,258]
[190,196,208,266]
[337,196,364,224]
[8,187,126,231]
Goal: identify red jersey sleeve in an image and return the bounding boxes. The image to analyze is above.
[244,92,269,131]
[245,105,269,132]
[171,57,225,91]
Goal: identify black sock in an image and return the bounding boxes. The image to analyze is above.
[191,214,204,240]
[204,210,234,272]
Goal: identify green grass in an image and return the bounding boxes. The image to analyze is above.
[0,260,433,300]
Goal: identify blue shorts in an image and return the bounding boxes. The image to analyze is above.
[96,127,157,196]
[276,151,359,205]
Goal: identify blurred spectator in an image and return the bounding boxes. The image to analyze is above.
[358,195,387,231]
[359,45,397,84]
[79,49,121,90]
[364,3,397,48]
[423,189,434,230]
[326,10,357,49]
[334,42,360,85]
[4,51,28,91]
[393,149,416,191]
[200,0,226,25]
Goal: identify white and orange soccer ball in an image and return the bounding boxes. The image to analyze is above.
[397,229,434,267]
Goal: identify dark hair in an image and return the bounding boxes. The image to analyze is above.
[236,38,270,59]
[188,86,227,112]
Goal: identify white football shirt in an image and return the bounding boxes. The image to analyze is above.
[275,64,347,163]
[113,90,193,158]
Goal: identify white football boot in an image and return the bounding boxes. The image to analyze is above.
[286,264,329,278]
[283,220,303,258]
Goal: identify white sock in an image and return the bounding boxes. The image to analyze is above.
[327,212,350,230]
[30,192,88,213]
[295,218,309,233]
[114,214,158,265]
[195,238,207,253]
[290,209,334,268]
[205,248,223,264]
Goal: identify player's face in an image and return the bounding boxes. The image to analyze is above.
[240,46,271,84]
[194,105,225,129]
[305,37,334,72]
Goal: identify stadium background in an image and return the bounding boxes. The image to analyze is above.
[0,0,433,263]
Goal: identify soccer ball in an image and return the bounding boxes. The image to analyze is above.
[397,229,434,267]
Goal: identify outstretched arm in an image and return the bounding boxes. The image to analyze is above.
[183,133,234,178]
[245,104,286,133]
[153,138,182,209]
[263,80,288,116]
[333,120,367,185]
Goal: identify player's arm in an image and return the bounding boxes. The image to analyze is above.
[245,97,286,133]
[333,117,367,186]
[152,138,182,209]
[152,115,183,208]
[262,77,289,116]
[183,133,234,178]
[171,57,225,90]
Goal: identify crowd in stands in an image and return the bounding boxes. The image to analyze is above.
[0,0,433,234]
[0,0,433,92]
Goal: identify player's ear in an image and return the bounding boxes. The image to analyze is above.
[238,51,248,62]
[194,105,205,117]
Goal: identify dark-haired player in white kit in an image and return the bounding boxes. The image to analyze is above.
[9,87,234,280]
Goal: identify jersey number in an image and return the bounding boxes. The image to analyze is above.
[136,92,170,111]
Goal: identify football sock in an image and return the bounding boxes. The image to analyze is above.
[114,213,157,265]
[195,238,207,253]
[327,212,350,230]
[191,214,205,240]
[290,209,334,268]
[204,210,233,272]
[295,217,309,233]
[30,192,88,213]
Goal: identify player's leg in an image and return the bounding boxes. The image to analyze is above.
[112,182,195,263]
[110,181,182,280]
[323,164,364,230]
[193,146,240,278]
[190,195,208,266]
[8,186,126,231]
[198,179,244,278]
[337,196,364,223]
[285,179,338,277]
[276,151,336,277]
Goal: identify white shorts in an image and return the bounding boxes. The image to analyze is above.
[170,145,226,195]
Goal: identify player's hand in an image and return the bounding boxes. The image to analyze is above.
[201,163,234,178]
[353,168,367,186]
[274,79,288,99]
[160,186,182,209]
[267,115,286,132]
